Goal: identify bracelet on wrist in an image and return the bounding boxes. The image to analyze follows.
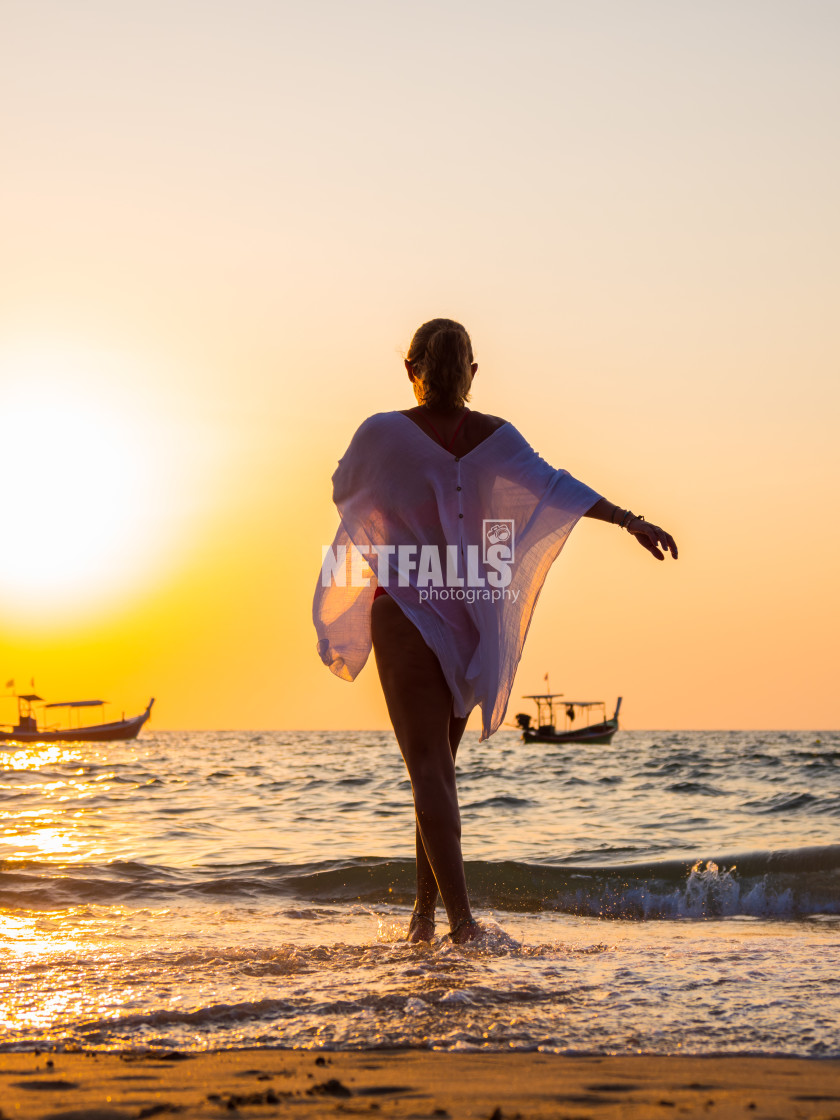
[620,510,645,531]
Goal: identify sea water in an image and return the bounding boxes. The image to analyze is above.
[1,729,838,1055]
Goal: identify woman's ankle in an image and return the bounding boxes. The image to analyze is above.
[407,909,436,943]
[448,916,481,944]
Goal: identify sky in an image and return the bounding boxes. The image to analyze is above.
[1,0,838,731]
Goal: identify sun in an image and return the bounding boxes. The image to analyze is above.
[0,339,212,623]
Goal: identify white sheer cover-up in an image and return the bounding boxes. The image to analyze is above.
[313,412,601,740]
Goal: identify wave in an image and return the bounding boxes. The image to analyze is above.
[76,996,298,1039]
[2,845,839,919]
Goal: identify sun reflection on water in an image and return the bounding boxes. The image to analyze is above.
[0,907,144,1036]
[1,744,82,771]
[1,909,85,956]
[1,744,116,862]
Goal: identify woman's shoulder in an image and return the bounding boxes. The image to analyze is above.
[347,411,405,441]
[466,410,509,438]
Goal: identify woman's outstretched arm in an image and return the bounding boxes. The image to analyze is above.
[585,497,678,561]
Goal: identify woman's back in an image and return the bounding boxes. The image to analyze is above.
[399,407,507,458]
[317,410,602,739]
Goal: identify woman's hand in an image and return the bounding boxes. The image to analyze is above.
[628,518,678,561]
[582,499,678,560]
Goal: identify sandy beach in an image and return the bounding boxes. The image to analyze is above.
[1,1050,838,1120]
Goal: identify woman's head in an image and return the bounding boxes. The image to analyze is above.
[406,318,475,410]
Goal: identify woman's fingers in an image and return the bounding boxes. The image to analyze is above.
[653,527,678,559]
[634,530,660,559]
[633,522,678,560]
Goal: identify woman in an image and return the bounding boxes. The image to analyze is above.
[314,318,677,945]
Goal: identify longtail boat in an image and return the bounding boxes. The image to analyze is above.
[515,693,621,745]
[0,693,154,743]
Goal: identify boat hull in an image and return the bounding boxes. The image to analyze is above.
[521,718,618,745]
[0,701,154,744]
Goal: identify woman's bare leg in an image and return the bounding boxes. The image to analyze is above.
[413,709,468,928]
[371,596,475,938]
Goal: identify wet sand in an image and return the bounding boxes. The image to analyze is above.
[1,1050,839,1120]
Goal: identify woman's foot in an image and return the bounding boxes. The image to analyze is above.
[446,916,482,945]
[407,910,436,943]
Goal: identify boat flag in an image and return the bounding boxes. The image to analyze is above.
[4,679,13,689]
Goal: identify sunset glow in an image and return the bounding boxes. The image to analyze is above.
[1,1,837,730]
[0,339,233,629]
[0,347,161,604]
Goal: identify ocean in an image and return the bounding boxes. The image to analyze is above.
[1,728,838,1056]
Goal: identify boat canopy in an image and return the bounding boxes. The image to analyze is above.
[523,695,602,707]
[44,700,106,709]
[16,693,44,702]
